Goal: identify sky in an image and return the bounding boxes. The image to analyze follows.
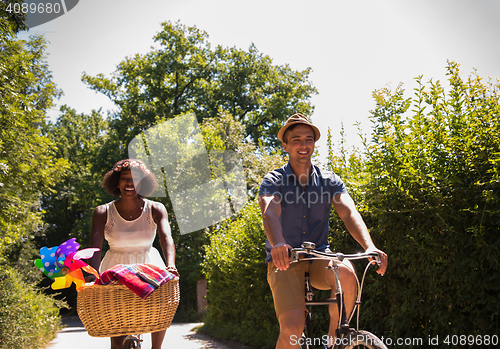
[19,0,500,161]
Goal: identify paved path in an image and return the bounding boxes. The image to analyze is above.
[45,316,253,349]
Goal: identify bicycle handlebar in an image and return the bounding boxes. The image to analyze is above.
[290,242,381,265]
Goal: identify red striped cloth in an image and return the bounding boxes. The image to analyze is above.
[96,264,176,299]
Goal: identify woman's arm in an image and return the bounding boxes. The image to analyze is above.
[85,204,107,281]
[151,201,177,275]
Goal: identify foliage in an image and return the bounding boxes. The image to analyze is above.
[41,105,108,248]
[0,15,67,264]
[0,266,62,349]
[0,1,27,37]
[326,122,373,251]
[170,112,284,322]
[36,106,109,313]
[0,16,66,348]
[201,111,286,195]
[81,20,317,156]
[201,199,278,349]
[0,32,67,260]
[362,61,500,340]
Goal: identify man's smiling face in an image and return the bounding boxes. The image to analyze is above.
[282,124,316,165]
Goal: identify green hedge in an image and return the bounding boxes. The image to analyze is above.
[360,62,500,341]
[201,200,278,349]
[0,266,61,349]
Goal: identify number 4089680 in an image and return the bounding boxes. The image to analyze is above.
[443,335,498,346]
[5,2,62,14]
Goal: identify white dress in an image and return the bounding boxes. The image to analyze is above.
[99,199,167,272]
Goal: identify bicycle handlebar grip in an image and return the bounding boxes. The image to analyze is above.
[369,252,381,265]
[290,250,299,263]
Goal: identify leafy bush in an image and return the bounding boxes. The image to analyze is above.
[202,200,279,349]
[0,266,61,349]
[361,61,500,339]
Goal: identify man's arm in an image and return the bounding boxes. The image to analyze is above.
[258,194,291,271]
[333,193,388,275]
[152,202,178,275]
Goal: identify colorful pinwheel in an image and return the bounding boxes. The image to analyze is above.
[34,238,100,291]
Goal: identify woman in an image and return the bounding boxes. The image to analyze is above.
[87,159,177,349]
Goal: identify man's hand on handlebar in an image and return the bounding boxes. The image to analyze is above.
[271,242,292,271]
[365,247,388,276]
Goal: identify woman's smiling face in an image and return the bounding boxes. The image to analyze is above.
[117,169,141,197]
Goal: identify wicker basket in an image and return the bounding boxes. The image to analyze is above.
[77,278,179,337]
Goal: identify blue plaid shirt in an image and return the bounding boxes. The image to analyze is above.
[259,163,347,264]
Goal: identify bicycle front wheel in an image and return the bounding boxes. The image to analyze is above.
[342,330,387,349]
[122,335,142,349]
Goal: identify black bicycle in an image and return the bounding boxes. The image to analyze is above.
[290,242,387,349]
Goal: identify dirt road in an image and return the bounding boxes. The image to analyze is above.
[45,316,253,349]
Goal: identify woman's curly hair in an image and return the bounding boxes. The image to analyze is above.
[102,159,158,198]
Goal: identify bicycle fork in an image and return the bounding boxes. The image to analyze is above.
[329,264,350,339]
[304,274,314,344]
[302,264,352,349]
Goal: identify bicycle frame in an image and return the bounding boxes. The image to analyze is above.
[289,242,381,349]
[122,334,143,349]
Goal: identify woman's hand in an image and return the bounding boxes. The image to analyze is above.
[166,265,179,277]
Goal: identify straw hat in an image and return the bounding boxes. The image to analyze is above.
[277,113,321,142]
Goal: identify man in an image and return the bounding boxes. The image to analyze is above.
[258,113,388,349]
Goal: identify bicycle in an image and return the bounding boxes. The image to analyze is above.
[288,242,387,349]
[122,334,143,349]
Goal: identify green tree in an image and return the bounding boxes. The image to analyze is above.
[206,45,317,148]
[82,20,316,165]
[0,0,27,37]
[71,20,312,320]
[0,26,66,266]
[41,106,108,248]
[0,9,66,348]
[363,61,500,339]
